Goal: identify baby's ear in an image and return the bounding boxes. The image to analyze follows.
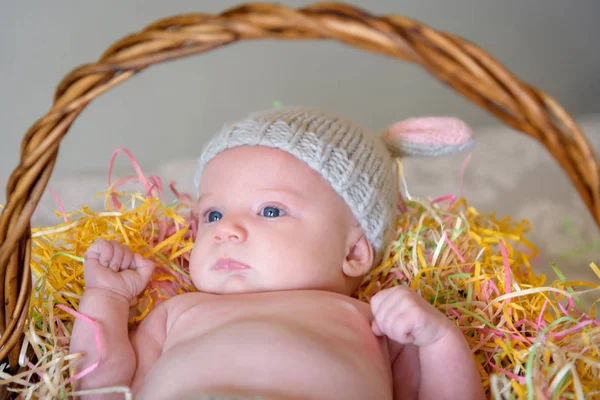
[342,229,374,278]
[381,116,474,158]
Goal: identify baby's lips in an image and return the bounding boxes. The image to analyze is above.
[211,257,251,271]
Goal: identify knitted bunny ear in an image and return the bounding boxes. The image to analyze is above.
[381,117,474,158]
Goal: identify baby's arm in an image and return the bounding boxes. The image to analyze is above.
[129,300,168,395]
[371,286,485,400]
[70,288,136,396]
[412,327,483,399]
[70,239,155,399]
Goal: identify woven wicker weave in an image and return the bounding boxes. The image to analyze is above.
[1,2,599,374]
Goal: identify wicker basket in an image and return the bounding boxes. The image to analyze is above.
[1,0,599,380]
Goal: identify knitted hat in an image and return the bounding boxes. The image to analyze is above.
[194,106,474,264]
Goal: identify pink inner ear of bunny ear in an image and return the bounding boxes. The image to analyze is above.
[383,117,473,146]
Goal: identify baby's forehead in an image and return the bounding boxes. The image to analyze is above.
[197,146,351,209]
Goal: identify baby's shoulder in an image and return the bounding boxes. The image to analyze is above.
[139,291,210,333]
[156,291,212,319]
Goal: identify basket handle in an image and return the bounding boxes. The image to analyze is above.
[1,1,598,368]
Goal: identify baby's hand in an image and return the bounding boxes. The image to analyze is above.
[370,285,455,347]
[83,239,155,303]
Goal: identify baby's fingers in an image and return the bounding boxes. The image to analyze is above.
[371,286,412,324]
[132,253,155,284]
[85,239,114,267]
[122,246,134,271]
[110,243,125,272]
[370,286,398,314]
[371,320,383,336]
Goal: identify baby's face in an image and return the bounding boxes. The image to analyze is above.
[189,146,363,295]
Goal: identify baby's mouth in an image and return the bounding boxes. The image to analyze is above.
[211,258,251,271]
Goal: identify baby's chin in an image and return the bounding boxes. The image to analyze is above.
[199,286,262,295]
[197,281,297,295]
[193,277,323,296]
[194,274,266,295]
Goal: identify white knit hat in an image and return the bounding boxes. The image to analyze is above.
[194,106,474,264]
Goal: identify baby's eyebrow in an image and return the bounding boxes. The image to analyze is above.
[258,187,306,200]
[197,192,212,204]
[197,189,304,204]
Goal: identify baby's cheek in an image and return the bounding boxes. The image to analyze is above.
[189,240,210,266]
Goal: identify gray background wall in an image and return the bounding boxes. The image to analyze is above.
[1,0,599,180]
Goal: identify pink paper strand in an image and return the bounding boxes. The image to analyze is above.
[444,232,466,264]
[499,240,511,294]
[431,194,456,206]
[48,189,68,223]
[56,304,102,385]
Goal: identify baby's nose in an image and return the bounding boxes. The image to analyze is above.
[214,218,248,243]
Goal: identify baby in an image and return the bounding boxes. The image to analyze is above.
[70,107,485,400]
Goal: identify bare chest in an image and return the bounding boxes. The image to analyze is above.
[165,290,379,347]
[139,291,393,399]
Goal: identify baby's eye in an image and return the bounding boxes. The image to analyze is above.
[206,210,223,223]
[260,206,285,218]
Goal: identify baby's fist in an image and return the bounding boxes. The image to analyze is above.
[83,239,155,303]
[370,285,455,347]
